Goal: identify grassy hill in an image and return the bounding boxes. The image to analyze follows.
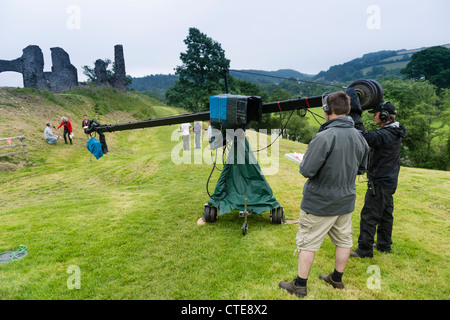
[314,44,450,82]
[0,87,449,300]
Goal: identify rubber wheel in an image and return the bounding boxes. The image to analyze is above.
[271,206,284,224]
[204,204,217,222]
[242,222,248,236]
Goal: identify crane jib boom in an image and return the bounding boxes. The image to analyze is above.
[86,78,385,134]
[87,95,324,134]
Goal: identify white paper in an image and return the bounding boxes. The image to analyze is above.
[285,152,304,164]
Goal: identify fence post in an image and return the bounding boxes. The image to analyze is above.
[22,137,29,162]
[0,136,29,162]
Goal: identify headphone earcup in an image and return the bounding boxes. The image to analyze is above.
[322,95,331,115]
[379,110,390,122]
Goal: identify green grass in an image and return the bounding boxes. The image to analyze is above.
[361,61,409,75]
[0,88,449,300]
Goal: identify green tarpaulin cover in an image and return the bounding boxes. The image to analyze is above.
[208,136,280,215]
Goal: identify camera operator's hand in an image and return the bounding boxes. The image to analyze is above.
[345,87,366,132]
[346,87,362,116]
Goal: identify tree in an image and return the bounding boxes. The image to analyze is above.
[401,46,450,90]
[82,58,132,89]
[82,59,113,83]
[175,28,230,86]
[375,79,449,170]
[166,28,230,111]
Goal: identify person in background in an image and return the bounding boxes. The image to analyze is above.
[194,121,202,149]
[207,120,213,149]
[82,114,90,140]
[278,91,369,298]
[44,122,59,145]
[180,122,192,151]
[346,89,408,258]
[57,116,73,145]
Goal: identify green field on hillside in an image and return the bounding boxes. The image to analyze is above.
[0,87,449,300]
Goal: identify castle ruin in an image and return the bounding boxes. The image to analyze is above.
[0,44,127,92]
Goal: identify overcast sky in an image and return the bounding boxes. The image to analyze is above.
[0,0,449,87]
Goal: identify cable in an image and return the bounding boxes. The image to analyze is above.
[254,101,327,153]
[229,69,346,89]
[254,108,297,153]
[306,109,325,125]
[206,145,230,201]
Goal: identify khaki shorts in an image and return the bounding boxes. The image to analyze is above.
[296,210,353,252]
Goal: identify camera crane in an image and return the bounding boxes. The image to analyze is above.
[85,79,383,235]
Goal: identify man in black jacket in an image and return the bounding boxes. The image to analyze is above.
[347,89,408,258]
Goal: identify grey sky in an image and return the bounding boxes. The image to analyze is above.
[0,0,449,87]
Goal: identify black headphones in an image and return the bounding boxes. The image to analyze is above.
[322,94,331,115]
[379,101,391,123]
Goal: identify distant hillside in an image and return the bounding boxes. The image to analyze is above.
[313,50,410,82]
[228,69,313,84]
[128,44,450,92]
[128,74,178,100]
[129,74,178,91]
[128,69,312,94]
[314,43,450,82]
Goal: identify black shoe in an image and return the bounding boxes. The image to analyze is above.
[374,243,391,253]
[279,280,307,298]
[350,249,373,258]
[319,273,344,289]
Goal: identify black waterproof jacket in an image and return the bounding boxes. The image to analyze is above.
[360,122,408,189]
[346,86,408,190]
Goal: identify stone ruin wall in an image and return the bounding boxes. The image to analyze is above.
[0,44,127,93]
[94,44,127,91]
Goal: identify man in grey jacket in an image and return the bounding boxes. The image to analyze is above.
[279,91,369,298]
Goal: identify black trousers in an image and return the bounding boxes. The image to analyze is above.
[63,128,72,144]
[356,183,396,257]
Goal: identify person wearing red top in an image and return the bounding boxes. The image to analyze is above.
[57,116,73,145]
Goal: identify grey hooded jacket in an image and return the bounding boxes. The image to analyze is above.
[300,116,369,216]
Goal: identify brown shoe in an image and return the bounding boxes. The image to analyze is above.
[319,273,344,289]
[279,280,307,298]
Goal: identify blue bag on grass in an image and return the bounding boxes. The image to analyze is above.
[87,137,104,159]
